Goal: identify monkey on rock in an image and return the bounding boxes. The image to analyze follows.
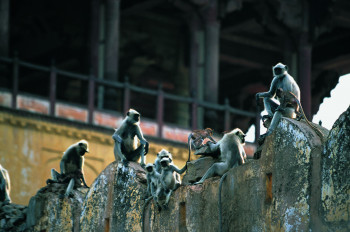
[46,140,90,198]
[112,109,149,168]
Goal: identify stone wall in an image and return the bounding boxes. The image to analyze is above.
[2,106,350,231]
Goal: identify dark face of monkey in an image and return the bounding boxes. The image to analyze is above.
[78,142,89,156]
[160,158,170,168]
[235,130,246,144]
[146,164,154,172]
[126,109,141,123]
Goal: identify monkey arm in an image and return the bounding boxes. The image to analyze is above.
[60,157,66,174]
[81,174,89,188]
[137,129,149,154]
[172,164,187,175]
[113,134,127,162]
[257,77,279,99]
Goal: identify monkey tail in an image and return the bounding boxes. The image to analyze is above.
[142,196,153,232]
[287,91,324,143]
[219,172,229,232]
[187,134,193,162]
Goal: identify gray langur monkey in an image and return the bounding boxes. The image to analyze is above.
[154,149,173,174]
[145,163,160,198]
[194,128,247,185]
[46,140,89,198]
[156,156,187,208]
[193,128,247,232]
[0,164,11,204]
[256,63,300,128]
[112,109,149,167]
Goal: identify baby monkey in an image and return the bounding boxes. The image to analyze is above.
[46,140,89,198]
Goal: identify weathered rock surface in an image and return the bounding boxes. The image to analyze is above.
[80,161,147,232]
[0,202,27,232]
[321,105,350,231]
[182,156,218,184]
[26,182,88,232]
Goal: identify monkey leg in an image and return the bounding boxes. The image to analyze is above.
[113,135,128,164]
[65,178,75,197]
[127,144,146,165]
[194,163,228,185]
[265,110,283,137]
[263,97,279,117]
[51,168,61,181]
[165,190,173,206]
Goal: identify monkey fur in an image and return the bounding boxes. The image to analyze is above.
[155,156,187,208]
[112,109,149,167]
[194,128,247,185]
[256,63,300,126]
[154,149,173,174]
[188,128,216,162]
[46,140,89,197]
[145,163,160,198]
[263,89,325,142]
[0,164,11,204]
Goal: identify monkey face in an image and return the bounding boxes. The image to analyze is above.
[233,129,246,144]
[145,164,154,172]
[160,158,170,168]
[272,63,287,78]
[127,109,141,123]
[78,140,89,156]
[157,149,173,162]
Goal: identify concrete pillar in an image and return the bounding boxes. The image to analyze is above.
[189,15,205,129]
[104,0,121,111]
[104,0,120,82]
[0,0,9,57]
[203,3,220,104]
[298,33,312,119]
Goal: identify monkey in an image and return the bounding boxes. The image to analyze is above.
[187,128,216,162]
[194,128,246,185]
[0,164,11,204]
[145,163,160,198]
[193,128,246,232]
[263,89,325,142]
[112,109,149,168]
[46,140,89,198]
[154,149,173,174]
[155,157,187,208]
[256,63,300,128]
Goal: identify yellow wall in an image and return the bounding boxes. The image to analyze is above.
[0,110,188,205]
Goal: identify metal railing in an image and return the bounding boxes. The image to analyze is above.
[0,54,259,140]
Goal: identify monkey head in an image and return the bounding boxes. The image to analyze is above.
[272,63,288,78]
[126,109,141,124]
[231,128,246,144]
[160,157,171,168]
[78,140,89,156]
[145,163,154,173]
[157,149,173,163]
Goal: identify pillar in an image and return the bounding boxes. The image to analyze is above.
[104,0,121,110]
[298,32,312,119]
[0,0,9,57]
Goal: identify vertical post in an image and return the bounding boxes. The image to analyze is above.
[203,1,220,105]
[123,76,130,113]
[88,71,95,124]
[298,32,312,119]
[191,91,198,130]
[156,84,164,138]
[49,60,57,116]
[12,52,19,109]
[0,0,9,57]
[255,110,261,144]
[224,98,230,131]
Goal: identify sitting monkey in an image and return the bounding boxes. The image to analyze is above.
[256,63,300,128]
[0,164,11,204]
[46,140,89,198]
[145,163,160,198]
[194,128,246,185]
[155,155,187,208]
[112,109,149,167]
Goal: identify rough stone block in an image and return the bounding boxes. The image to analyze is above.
[182,156,218,185]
